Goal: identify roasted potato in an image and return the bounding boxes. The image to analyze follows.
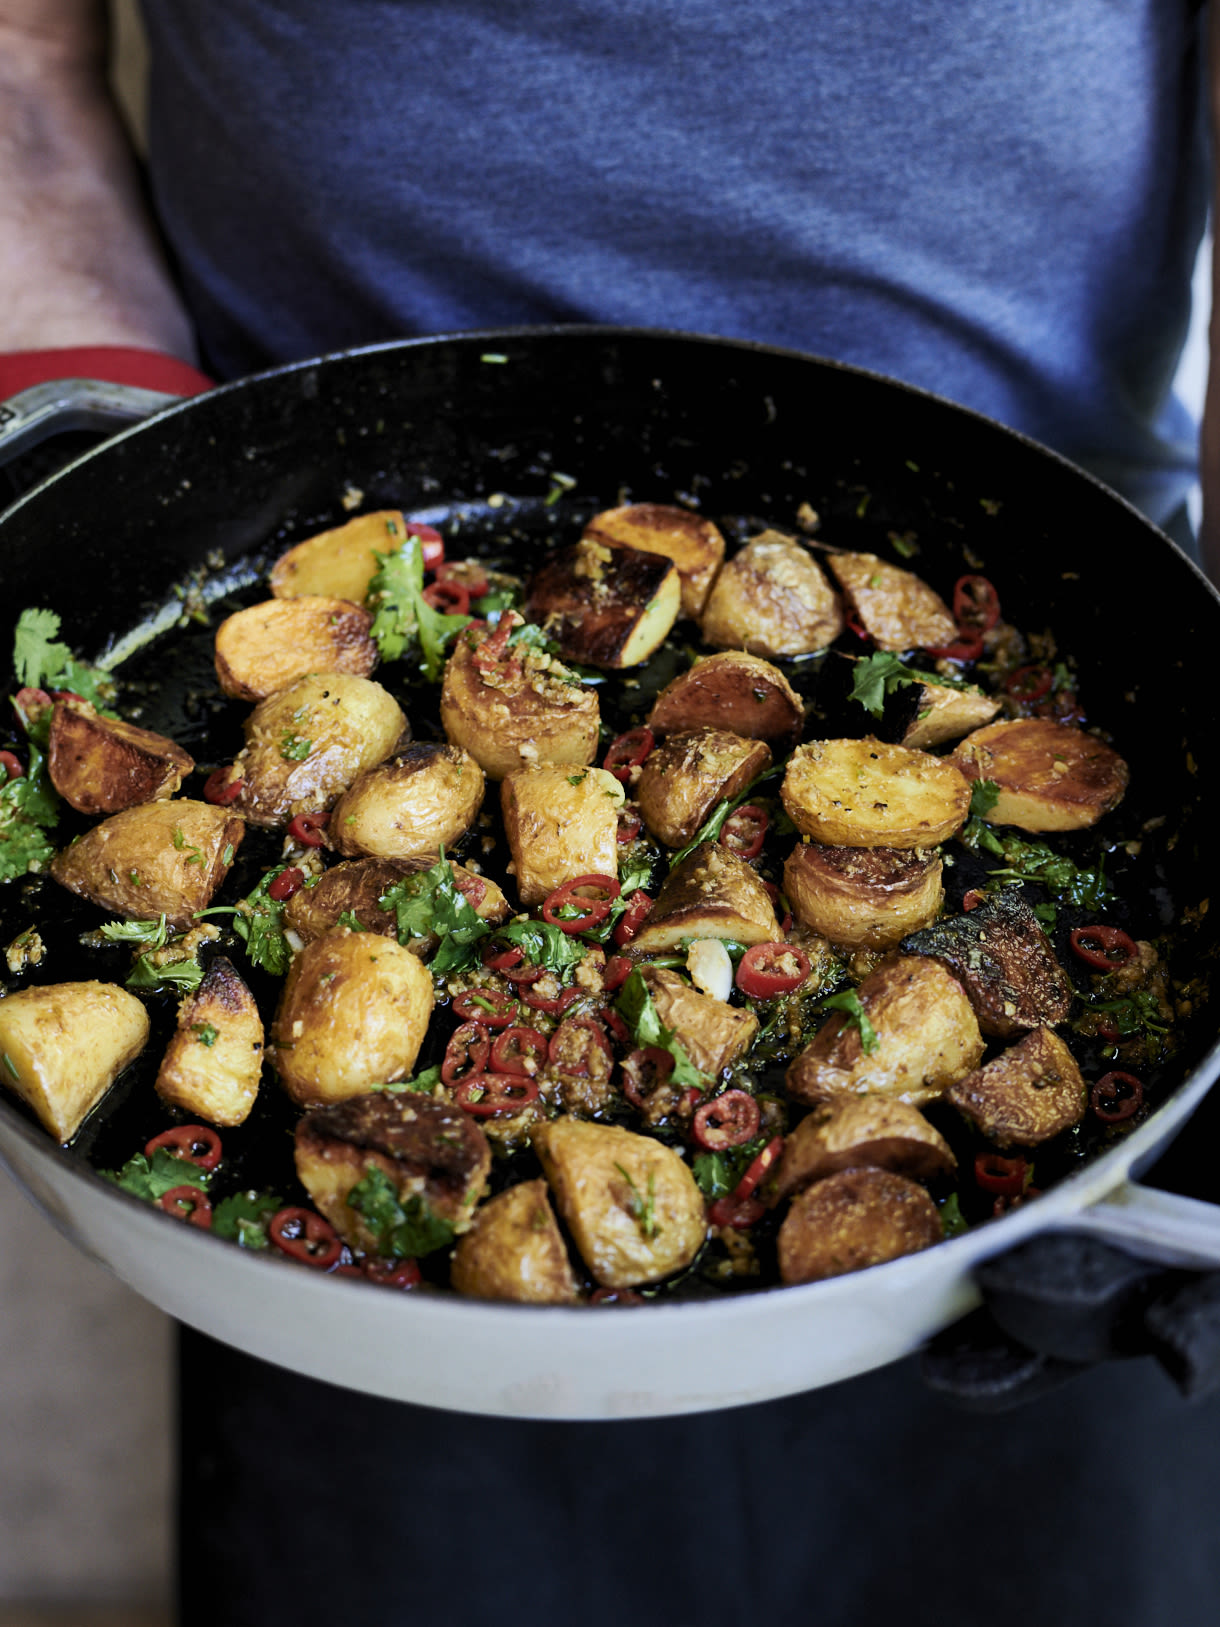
[772,1096,955,1206]
[526,539,681,668]
[47,698,193,814]
[532,1117,707,1288]
[269,510,411,602]
[440,620,600,781]
[783,841,943,950]
[950,718,1129,832]
[699,530,842,657]
[50,798,243,929]
[630,841,778,953]
[284,856,508,948]
[777,1166,943,1285]
[329,743,484,861]
[946,1026,1087,1147]
[638,965,759,1078]
[225,672,406,828]
[647,651,805,752]
[885,678,1001,750]
[782,737,972,848]
[214,597,377,701]
[825,551,956,652]
[0,981,149,1142]
[450,1179,581,1304]
[500,765,624,906]
[786,953,984,1107]
[271,927,434,1106]
[635,728,771,849]
[583,502,725,619]
[154,956,263,1127]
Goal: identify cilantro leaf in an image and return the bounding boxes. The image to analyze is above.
[12,607,115,707]
[615,968,709,1090]
[939,1192,970,1237]
[198,867,294,976]
[366,534,471,681]
[816,988,880,1054]
[212,1189,283,1249]
[0,745,59,881]
[494,917,587,980]
[378,854,491,976]
[125,952,206,994]
[100,1147,212,1202]
[668,764,784,869]
[99,914,170,948]
[849,651,974,718]
[969,779,1000,819]
[345,1166,455,1258]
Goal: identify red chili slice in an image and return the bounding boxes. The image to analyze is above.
[441,1021,492,1084]
[405,520,445,572]
[601,1005,631,1046]
[1091,1071,1144,1123]
[482,942,523,972]
[547,1016,611,1077]
[454,1073,541,1117]
[692,1089,762,1152]
[953,574,1001,631]
[158,1185,213,1229]
[844,607,870,640]
[13,686,52,729]
[450,988,520,1028]
[489,1025,549,1075]
[287,809,329,847]
[1069,925,1139,971]
[620,1046,676,1110]
[735,942,812,999]
[268,1207,344,1269]
[0,750,24,781]
[613,890,653,947]
[203,768,245,806]
[923,627,985,662]
[452,869,487,910]
[603,727,655,782]
[520,983,584,1017]
[962,888,987,911]
[973,1151,1028,1196]
[471,614,516,675]
[542,874,621,933]
[1004,664,1054,703]
[145,1124,223,1172]
[708,1193,767,1230]
[362,1256,423,1289]
[267,866,305,902]
[720,804,768,861]
[436,561,490,599]
[617,805,643,844]
[733,1136,785,1203]
[422,579,470,615]
[502,958,544,984]
[603,955,634,993]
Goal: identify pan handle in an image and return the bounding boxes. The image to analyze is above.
[1062,1178,1220,1269]
[0,378,182,469]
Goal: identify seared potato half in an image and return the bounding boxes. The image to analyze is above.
[778,1167,943,1285]
[583,502,725,620]
[635,728,771,849]
[0,981,150,1142]
[155,956,264,1127]
[527,539,681,669]
[47,699,193,815]
[782,737,971,849]
[214,597,377,702]
[270,510,412,602]
[631,841,778,952]
[700,530,842,657]
[825,551,956,652]
[950,718,1128,832]
[648,651,805,753]
[451,1179,580,1304]
[783,841,943,950]
[330,743,484,861]
[501,765,624,906]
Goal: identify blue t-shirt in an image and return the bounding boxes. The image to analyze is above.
[140,0,1208,523]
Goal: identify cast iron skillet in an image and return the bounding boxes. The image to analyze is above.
[2,326,1220,1419]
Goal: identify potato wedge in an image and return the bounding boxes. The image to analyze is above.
[450,1179,581,1304]
[214,597,377,701]
[154,956,263,1127]
[782,737,972,848]
[772,1096,955,1206]
[648,651,805,752]
[526,539,681,668]
[284,856,508,948]
[269,510,410,602]
[532,1117,707,1288]
[887,679,1002,751]
[783,841,943,950]
[47,699,193,814]
[777,1166,942,1284]
[500,765,624,906]
[0,981,149,1142]
[329,743,484,861]
[950,718,1128,832]
[699,530,842,657]
[945,1026,1087,1147]
[825,551,956,652]
[635,729,771,849]
[630,841,778,953]
[49,798,243,929]
[638,966,758,1078]
[271,927,434,1106]
[583,503,725,620]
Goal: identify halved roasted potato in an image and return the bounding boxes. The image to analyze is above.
[283,856,508,948]
[526,539,681,668]
[887,679,1002,750]
[647,651,805,752]
[583,502,725,619]
[946,1026,1087,1147]
[699,530,842,657]
[214,597,377,701]
[630,841,778,952]
[950,718,1129,832]
[47,699,193,814]
[500,764,624,906]
[154,956,263,1127]
[782,737,972,848]
[783,841,943,950]
[772,1096,955,1206]
[269,510,412,602]
[777,1166,943,1284]
[0,981,149,1142]
[825,552,956,652]
[450,1179,581,1304]
[635,728,771,849]
[329,743,484,861]
[638,965,759,1078]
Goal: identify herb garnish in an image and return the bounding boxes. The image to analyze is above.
[12,607,115,709]
[0,743,58,881]
[101,1148,212,1202]
[366,533,471,681]
[614,1163,659,1240]
[850,650,974,718]
[615,968,708,1090]
[345,1167,456,1258]
[816,988,881,1054]
[197,868,294,976]
[378,854,491,976]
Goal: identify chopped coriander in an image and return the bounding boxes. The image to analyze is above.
[816,988,880,1054]
[192,1022,219,1047]
[849,651,974,718]
[378,853,490,975]
[212,1190,282,1249]
[197,867,295,976]
[615,968,708,1089]
[0,743,59,881]
[614,1163,659,1240]
[939,1192,969,1237]
[345,1166,456,1257]
[279,733,312,761]
[100,1147,211,1202]
[126,953,206,994]
[12,607,115,708]
[366,536,471,680]
[99,915,169,948]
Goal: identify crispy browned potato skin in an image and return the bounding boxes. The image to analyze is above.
[271,928,434,1106]
[783,841,943,950]
[699,530,843,657]
[639,966,759,1078]
[451,1179,581,1304]
[533,1117,707,1288]
[786,953,984,1108]
[329,743,484,861]
[630,841,778,953]
[583,503,725,620]
[214,597,377,701]
[0,981,150,1143]
[284,857,508,947]
[229,673,406,828]
[47,699,193,815]
[946,1026,1087,1147]
[782,737,972,849]
[825,551,956,652]
[635,729,771,848]
[648,651,805,753]
[155,956,263,1127]
[777,1166,943,1285]
[950,718,1129,832]
[49,799,243,929]
[500,765,624,906]
[772,1096,955,1206]
[295,1092,491,1247]
[890,680,1002,750]
[439,625,600,781]
[526,540,682,668]
[269,510,408,602]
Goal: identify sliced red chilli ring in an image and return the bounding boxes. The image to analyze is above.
[1091,1071,1144,1123]
[405,520,445,572]
[158,1186,213,1228]
[0,750,24,781]
[601,1005,631,1046]
[203,768,245,806]
[362,1256,423,1289]
[1004,664,1055,703]
[973,1151,1028,1196]
[732,1136,785,1204]
[613,890,654,947]
[736,942,811,999]
[436,561,490,599]
[1069,925,1139,971]
[603,727,655,782]
[547,1016,612,1077]
[502,960,545,985]
[145,1124,223,1172]
[489,1025,550,1076]
[268,1207,344,1269]
[923,627,985,662]
[267,866,305,902]
[450,988,520,1028]
[452,869,487,910]
[962,888,987,911]
[13,686,52,729]
[720,804,769,861]
[617,805,643,844]
[287,809,329,847]
[471,614,517,674]
[520,983,584,1017]
[422,579,471,615]
[454,1073,541,1117]
[692,1089,762,1152]
[541,874,621,933]
[619,1046,676,1110]
[953,574,1001,631]
[603,955,634,993]
[707,1193,766,1230]
[441,1021,492,1084]
[481,943,524,972]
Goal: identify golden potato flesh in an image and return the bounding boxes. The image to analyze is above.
[0,981,149,1142]
[639,966,758,1078]
[950,718,1129,832]
[154,956,263,1127]
[440,623,600,781]
[892,680,1001,751]
[526,539,681,668]
[532,1117,707,1289]
[786,954,984,1108]
[214,597,377,702]
[648,651,805,753]
[946,1026,1087,1148]
[777,1167,943,1285]
[228,672,406,828]
[635,729,771,849]
[329,743,484,861]
[583,503,725,619]
[47,700,194,815]
[630,841,778,953]
[699,530,842,657]
[284,856,508,948]
[782,737,972,849]
[825,552,956,652]
[783,841,942,950]
[450,1179,581,1304]
[271,927,434,1106]
[772,1096,955,1206]
[49,799,243,930]
[269,510,411,602]
[500,765,624,906]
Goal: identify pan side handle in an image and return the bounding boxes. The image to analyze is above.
[1063,1179,1220,1269]
[0,378,181,468]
